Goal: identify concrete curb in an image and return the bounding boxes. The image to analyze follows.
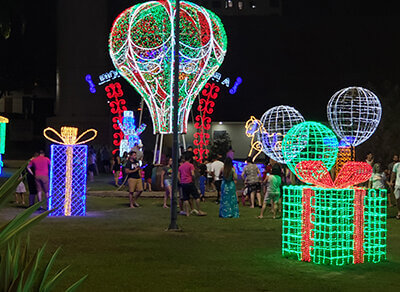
[87,190,219,198]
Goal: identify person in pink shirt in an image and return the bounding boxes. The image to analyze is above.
[27,150,51,203]
[178,152,206,217]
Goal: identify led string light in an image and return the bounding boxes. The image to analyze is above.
[335,143,355,177]
[301,188,314,262]
[295,160,373,189]
[281,121,339,179]
[105,82,127,154]
[363,188,387,263]
[353,188,365,264]
[232,160,265,178]
[327,86,382,147]
[281,117,386,265]
[282,185,387,265]
[257,106,305,164]
[245,116,264,162]
[85,74,96,93]
[193,82,220,163]
[117,111,146,157]
[44,127,97,216]
[109,0,227,134]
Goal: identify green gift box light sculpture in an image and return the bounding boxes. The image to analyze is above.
[281,121,387,265]
[0,116,9,175]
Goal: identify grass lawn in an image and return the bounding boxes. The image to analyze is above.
[1,194,400,292]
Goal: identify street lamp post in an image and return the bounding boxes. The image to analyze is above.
[168,0,180,231]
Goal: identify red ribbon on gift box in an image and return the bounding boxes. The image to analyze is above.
[295,160,372,189]
[301,188,315,262]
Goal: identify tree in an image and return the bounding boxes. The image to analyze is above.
[209,131,231,159]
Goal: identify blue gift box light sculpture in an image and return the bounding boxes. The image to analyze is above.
[44,126,97,216]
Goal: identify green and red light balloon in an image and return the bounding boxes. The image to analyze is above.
[109,0,227,134]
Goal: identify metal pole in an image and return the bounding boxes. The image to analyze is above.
[158,134,164,165]
[138,97,144,126]
[182,133,186,150]
[153,133,159,164]
[168,0,180,230]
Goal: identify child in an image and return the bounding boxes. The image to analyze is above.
[198,162,207,202]
[241,185,249,206]
[15,176,26,206]
[161,158,173,208]
[258,164,282,219]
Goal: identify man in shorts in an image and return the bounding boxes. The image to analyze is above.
[27,150,50,204]
[390,160,400,219]
[178,152,206,216]
[125,151,143,208]
[242,157,262,208]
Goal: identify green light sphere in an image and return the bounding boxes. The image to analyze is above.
[282,121,339,177]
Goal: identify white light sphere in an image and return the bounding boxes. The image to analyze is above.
[257,105,305,164]
[327,86,382,147]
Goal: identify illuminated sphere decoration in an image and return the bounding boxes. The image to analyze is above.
[282,121,339,178]
[257,105,305,164]
[109,0,227,134]
[327,86,382,147]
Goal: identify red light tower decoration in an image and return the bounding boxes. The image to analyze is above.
[105,82,127,154]
[193,82,220,163]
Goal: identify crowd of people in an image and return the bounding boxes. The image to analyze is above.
[13,145,400,221]
[107,145,285,219]
[367,153,400,219]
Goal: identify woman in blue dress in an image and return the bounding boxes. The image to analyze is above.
[219,157,240,218]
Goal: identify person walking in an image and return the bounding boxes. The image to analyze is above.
[27,152,38,206]
[87,146,97,182]
[371,163,386,190]
[211,155,224,204]
[27,150,50,204]
[387,154,398,206]
[100,145,111,173]
[111,151,122,187]
[390,160,400,219]
[198,162,207,202]
[219,157,239,218]
[161,157,173,208]
[258,164,282,219]
[125,151,143,208]
[15,175,26,206]
[242,157,262,208]
[206,159,215,191]
[178,152,206,216]
[143,162,154,192]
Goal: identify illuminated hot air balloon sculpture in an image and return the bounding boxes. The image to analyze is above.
[109,0,227,136]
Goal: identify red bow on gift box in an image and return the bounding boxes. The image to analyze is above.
[295,160,372,188]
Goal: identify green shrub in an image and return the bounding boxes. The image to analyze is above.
[0,163,87,291]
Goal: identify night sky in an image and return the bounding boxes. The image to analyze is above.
[215,1,400,123]
[2,0,400,123]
